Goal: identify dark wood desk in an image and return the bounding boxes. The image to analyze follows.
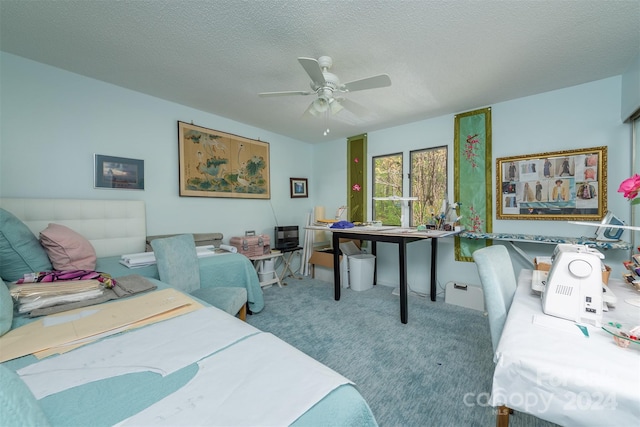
[309,226,455,324]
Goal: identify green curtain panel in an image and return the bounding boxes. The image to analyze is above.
[454,108,492,261]
[347,134,367,223]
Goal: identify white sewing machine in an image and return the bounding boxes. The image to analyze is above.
[532,244,614,327]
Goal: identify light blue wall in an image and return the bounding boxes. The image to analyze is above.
[0,52,315,241]
[1,52,633,293]
[313,77,632,294]
[621,54,640,121]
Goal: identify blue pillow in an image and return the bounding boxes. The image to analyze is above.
[0,364,51,426]
[0,208,53,282]
[0,277,12,336]
[151,234,200,294]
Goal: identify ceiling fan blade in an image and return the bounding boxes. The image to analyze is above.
[336,98,369,117]
[259,90,313,97]
[298,57,326,87]
[341,74,391,92]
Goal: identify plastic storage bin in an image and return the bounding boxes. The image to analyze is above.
[258,259,275,282]
[339,240,364,289]
[349,254,375,291]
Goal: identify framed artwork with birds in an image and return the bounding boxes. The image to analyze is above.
[178,121,270,199]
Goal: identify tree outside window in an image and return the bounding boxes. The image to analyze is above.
[410,146,448,226]
[372,153,402,225]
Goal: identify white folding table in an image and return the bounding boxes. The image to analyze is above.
[491,270,640,426]
[249,252,283,288]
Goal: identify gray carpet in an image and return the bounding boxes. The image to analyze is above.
[246,276,559,427]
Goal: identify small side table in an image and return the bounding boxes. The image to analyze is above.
[279,246,303,283]
[249,252,283,288]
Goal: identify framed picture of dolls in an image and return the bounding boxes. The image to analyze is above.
[496,146,606,220]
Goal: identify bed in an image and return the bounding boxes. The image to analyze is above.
[0,198,378,426]
[0,198,265,313]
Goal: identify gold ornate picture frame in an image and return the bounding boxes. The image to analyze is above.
[178,121,270,199]
[496,146,607,220]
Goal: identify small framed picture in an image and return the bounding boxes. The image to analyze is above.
[94,154,144,190]
[290,178,308,198]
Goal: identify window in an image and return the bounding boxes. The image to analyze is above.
[372,147,447,227]
[372,153,402,225]
[410,146,448,226]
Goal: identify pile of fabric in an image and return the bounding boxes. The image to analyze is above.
[10,270,115,315]
[11,279,105,314]
[10,271,157,317]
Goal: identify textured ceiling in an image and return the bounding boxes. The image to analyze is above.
[1,0,639,143]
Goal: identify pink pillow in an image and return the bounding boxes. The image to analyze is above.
[39,224,97,271]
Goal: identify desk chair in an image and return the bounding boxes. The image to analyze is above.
[472,245,518,427]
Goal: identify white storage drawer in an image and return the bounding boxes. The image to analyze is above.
[445,282,485,312]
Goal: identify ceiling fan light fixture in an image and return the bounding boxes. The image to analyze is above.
[259,55,391,132]
[329,98,343,114]
[312,96,330,113]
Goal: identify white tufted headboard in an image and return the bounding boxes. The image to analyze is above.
[0,198,146,258]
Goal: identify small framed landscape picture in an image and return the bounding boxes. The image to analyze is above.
[290,177,308,198]
[94,154,145,190]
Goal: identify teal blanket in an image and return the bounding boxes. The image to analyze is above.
[4,279,376,427]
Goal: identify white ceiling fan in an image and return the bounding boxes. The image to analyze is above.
[259,56,392,119]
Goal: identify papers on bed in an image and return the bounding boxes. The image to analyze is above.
[18,307,260,399]
[17,311,353,427]
[119,245,232,268]
[0,288,201,363]
[116,333,352,427]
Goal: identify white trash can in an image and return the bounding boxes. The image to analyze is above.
[348,254,375,291]
[339,241,363,289]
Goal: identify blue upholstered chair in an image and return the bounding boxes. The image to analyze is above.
[191,287,247,320]
[472,244,518,427]
[472,244,518,353]
[151,234,248,320]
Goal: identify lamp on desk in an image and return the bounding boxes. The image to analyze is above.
[373,196,418,228]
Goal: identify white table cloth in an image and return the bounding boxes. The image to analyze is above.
[491,270,640,426]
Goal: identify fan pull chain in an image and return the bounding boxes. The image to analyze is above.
[323,110,330,136]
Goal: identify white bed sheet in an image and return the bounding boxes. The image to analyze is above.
[19,307,260,399]
[117,332,353,427]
